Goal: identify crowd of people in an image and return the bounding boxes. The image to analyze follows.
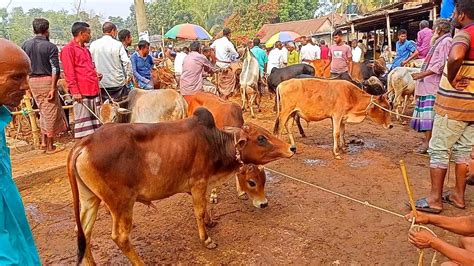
[0,0,473,263]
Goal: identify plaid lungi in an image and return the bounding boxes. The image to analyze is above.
[29,76,68,137]
[73,96,101,139]
[410,95,436,132]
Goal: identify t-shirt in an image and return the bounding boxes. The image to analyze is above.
[391,40,417,70]
[329,44,352,73]
[352,47,362,63]
[440,0,455,19]
[250,46,268,74]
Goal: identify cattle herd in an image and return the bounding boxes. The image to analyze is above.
[64,60,422,264]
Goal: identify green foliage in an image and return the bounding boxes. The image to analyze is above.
[278,0,318,22]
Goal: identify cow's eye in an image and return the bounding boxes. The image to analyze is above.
[257,135,267,145]
[247,180,256,187]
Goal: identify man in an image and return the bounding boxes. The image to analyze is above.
[130,40,155,90]
[21,18,67,153]
[351,39,363,63]
[90,22,131,102]
[417,20,434,59]
[320,39,330,60]
[210,28,239,98]
[281,42,288,67]
[162,48,176,72]
[250,38,268,76]
[357,39,367,62]
[327,30,352,80]
[391,29,416,70]
[406,211,474,264]
[180,41,219,104]
[414,0,474,214]
[61,22,102,139]
[118,29,133,50]
[287,42,299,66]
[0,38,41,265]
[174,47,189,84]
[267,41,284,75]
[441,0,456,18]
[410,19,452,154]
[300,37,320,64]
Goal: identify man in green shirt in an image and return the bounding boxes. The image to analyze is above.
[287,42,300,65]
[250,38,268,76]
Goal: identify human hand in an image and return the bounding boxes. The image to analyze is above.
[452,75,470,91]
[401,60,408,67]
[97,73,103,81]
[408,229,436,249]
[411,73,423,80]
[47,89,55,101]
[405,211,430,224]
[73,94,83,103]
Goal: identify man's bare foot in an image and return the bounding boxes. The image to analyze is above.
[45,145,65,154]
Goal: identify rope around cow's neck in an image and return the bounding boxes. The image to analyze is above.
[370,98,434,121]
[265,167,437,265]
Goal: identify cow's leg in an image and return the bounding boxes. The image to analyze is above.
[401,95,409,116]
[110,203,144,266]
[191,182,217,249]
[295,114,306,138]
[78,181,101,266]
[241,86,247,112]
[284,113,297,150]
[235,175,248,200]
[332,116,343,159]
[339,121,346,152]
[249,91,256,118]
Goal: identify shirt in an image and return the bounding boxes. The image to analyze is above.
[130,51,154,88]
[250,46,268,74]
[391,40,417,70]
[417,28,434,59]
[281,46,288,64]
[21,35,60,77]
[267,48,284,74]
[416,34,452,96]
[329,44,352,73]
[60,39,100,96]
[180,51,215,95]
[437,23,474,121]
[90,35,131,88]
[352,46,362,63]
[174,52,187,74]
[0,106,41,265]
[440,0,455,18]
[287,50,300,65]
[210,36,239,68]
[300,44,320,62]
[320,45,330,60]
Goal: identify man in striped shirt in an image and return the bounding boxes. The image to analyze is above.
[414,0,474,215]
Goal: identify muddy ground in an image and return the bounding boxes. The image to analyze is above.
[12,98,473,264]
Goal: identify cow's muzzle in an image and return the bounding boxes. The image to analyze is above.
[253,198,268,209]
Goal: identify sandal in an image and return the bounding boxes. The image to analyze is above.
[407,198,442,214]
[441,191,465,209]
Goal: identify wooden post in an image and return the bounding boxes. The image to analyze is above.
[386,13,393,63]
[134,0,148,36]
[351,23,355,40]
[432,6,437,20]
[23,94,40,148]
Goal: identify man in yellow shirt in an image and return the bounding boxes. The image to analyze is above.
[287,42,299,66]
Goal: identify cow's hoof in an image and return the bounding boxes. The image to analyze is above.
[335,155,342,160]
[209,197,218,204]
[237,192,248,200]
[204,238,218,249]
[205,220,218,228]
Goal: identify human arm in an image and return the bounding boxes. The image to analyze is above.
[402,41,419,66]
[119,45,132,82]
[130,54,151,85]
[447,32,470,89]
[406,212,474,236]
[263,53,268,74]
[48,45,60,101]
[60,47,82,102]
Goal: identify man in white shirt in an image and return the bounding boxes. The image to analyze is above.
[267,41,284,75]
[281,44,288,66]
[90,22,132,102]
[351,39,362,63]
[174,47,189,84]
[300,37,320,64]
[210,28,239,98]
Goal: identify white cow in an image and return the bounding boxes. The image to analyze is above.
[239,48,261,118]
[387,67,420,120]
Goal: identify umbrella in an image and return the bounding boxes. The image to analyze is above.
[164,23,212,40]
[265,31,302,48]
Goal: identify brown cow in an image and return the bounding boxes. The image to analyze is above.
[152,66,178,89]
[274,78,393,159]
[68,108,294,265]
[311,59,330,78]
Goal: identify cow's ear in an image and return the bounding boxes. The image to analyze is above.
[258,165,265,172]
[236,136,247,150]
[117,108,132,114]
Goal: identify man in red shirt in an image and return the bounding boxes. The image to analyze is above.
[60,22,102,138]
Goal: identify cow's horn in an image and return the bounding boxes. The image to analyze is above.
[117,108,132,114]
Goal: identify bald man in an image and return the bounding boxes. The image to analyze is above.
[0,38,41,264]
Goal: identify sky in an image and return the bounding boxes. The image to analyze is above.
[1,0,136,19]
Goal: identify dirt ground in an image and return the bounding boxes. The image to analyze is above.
[12,97,473,265]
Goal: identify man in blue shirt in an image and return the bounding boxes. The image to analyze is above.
[131,40,155,89]
[250,38,268,76]
[391,29,417,71]
[441,0,455,19]
[0,38,41,265]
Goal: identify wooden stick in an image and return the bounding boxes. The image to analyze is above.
[400,160,418,219]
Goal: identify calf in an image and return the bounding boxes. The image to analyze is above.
[68,108,294,265]
[274,78,392,159]
[386,67,420,120]
[239,48,262,118]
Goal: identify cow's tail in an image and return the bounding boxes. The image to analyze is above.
[273,84,282,135]
[67,147,86,264]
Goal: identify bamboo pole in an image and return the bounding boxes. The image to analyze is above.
[22,94,40,148]
[10,105,73,116]
[386,14,393,63]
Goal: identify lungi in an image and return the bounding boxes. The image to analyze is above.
[73,96,101,139]
[410,95,436,132]
[29,76,68,137]
[202,79,219,96]
[217,68,236,98]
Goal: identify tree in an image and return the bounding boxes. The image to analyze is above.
[278,0,318,22]
[108,16,126,29]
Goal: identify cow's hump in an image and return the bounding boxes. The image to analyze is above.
[193,107,216,129]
